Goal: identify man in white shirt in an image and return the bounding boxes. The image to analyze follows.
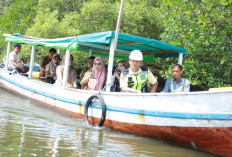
[7,44,28,73]
[120,50,158,93]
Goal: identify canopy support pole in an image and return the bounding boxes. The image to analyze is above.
[5,42,11,69]
[29,46,35,79]
[89,49,93,57]
[58,48,61,54]
[106,38,116,91]
[62,49,70,88]
[106,0,125,92]
[6,42,11,60]
[178,52,183,65]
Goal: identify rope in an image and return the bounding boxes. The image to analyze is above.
[98,83,111,95]
[0,64,4,68]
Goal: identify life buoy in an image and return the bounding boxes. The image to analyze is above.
[84,94,106,127]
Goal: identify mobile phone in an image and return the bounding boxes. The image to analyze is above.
[91,69,95,78]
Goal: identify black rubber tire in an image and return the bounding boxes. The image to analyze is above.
[84,94,106,127]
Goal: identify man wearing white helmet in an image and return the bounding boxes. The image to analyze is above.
[120,50,158,93]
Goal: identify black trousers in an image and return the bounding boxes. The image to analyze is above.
[16,67,29,77]
[45,76,55,84]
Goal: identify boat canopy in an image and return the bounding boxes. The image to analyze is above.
[4,31,187,62]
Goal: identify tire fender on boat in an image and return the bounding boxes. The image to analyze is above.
[84,94,106,127]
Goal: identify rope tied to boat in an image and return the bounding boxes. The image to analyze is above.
[98,83,111,95]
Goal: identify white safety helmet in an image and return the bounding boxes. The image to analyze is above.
[129,50,143,61]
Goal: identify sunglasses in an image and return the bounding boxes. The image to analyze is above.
[94,63,101,66]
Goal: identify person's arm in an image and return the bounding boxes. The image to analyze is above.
[80,68,88,81]
[71,71,77,88]
[10,60,19,68]
[19,60,24,67]
[45,64,51,77]
[80,70,84,81]
[9,52,20,68]
[80,71,93,87]
[114,70,120,80]
[80,73,89,87]
[55,66,63,86]
[147,69,158,93]
[162,79,170,93]
[39,58,46,72]
[45,70,51,77]
[150,81,158,93]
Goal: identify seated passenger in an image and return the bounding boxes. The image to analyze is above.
[39,48,56,77]
[45,54,61,84]
[55,54,77,88]
[79,56,95,89]
[80,57,106,91]
[162,64,190,93]
[112,60,127,92]
[120,50,158,93]
[7,44,29,74]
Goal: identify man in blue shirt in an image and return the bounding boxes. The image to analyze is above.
[162,64,190,93]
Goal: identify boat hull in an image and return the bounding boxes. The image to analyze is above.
[0,68,232,156]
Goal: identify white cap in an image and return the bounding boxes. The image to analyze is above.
[129,50,143,61]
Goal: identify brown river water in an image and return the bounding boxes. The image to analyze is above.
[0,87,219,157]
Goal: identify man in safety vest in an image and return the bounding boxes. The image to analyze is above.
[162,64,190,93]
[120,50,158,93]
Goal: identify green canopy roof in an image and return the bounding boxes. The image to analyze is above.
[4,31,187,62]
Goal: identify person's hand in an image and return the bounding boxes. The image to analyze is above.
[18,66,25,71]
[87,72,93,79]
[89,70,95,79]
[131,89,141,93]
[114,71,120,79]
[67,83,74,88]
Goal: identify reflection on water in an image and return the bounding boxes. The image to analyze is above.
[0,87,219,157]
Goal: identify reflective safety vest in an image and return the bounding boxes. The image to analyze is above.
[122,66,149,93]
[171,78,184,92]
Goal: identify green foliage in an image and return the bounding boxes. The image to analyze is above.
[76,0,164,39]
[122,0,163,39]
[0,0,38,59]
[76,0,118,34]
[0,0,16,15]
[159,0,232,87]
[23,0,84,66]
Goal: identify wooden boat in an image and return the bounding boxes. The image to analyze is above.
[0,31,232,157]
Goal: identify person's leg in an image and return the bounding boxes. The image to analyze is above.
[45,76,55,84]
[22,67,29,73]
[17,67,28,77]
[50,77,55,84]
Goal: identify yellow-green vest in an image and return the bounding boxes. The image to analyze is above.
[123,66,149,93]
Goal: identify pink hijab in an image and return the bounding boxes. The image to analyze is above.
[88,57,106,91]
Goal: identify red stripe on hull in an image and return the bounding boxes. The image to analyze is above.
[1,84,231,156]
[104,120,232,156]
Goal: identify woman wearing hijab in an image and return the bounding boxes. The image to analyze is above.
[55,54,77,88]
[80,57,106,91]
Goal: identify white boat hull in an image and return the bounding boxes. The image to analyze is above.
[1,68,232,156]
